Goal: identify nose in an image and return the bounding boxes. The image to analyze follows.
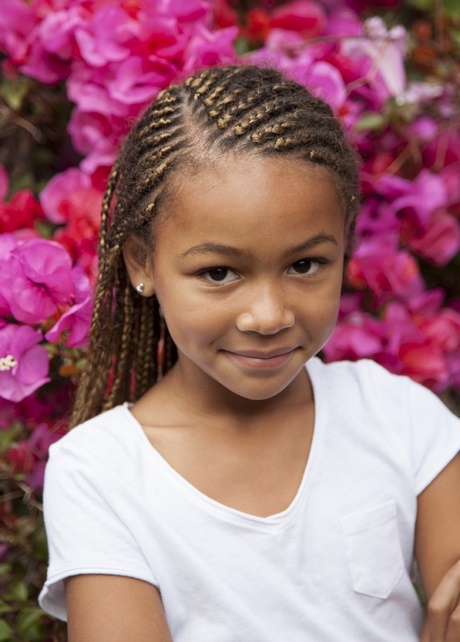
[236,282,295,335]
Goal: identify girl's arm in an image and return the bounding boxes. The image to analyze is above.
[415,453,460,642]
[65,574,173,642]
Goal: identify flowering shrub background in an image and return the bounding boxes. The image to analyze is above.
[0,0,459,638]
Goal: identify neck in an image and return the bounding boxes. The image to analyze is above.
[160,358,313,428]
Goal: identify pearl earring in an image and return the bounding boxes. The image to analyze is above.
[136,283,145,294]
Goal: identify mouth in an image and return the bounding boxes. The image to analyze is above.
[223,347,298,369]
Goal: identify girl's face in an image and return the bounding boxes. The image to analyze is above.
[127,155,345,403]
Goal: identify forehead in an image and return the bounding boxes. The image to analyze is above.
[156,155,344,251]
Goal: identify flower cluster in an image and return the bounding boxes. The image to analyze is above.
[0,0,458,458]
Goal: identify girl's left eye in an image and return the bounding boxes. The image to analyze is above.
[201,267,238,284]
[288,259,322,275]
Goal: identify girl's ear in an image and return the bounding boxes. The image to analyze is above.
[122,235,155,297]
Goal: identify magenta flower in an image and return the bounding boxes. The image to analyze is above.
[40,167,102,225]
[348,237,424,303]
[0,324,49,403]
[342,16,407,97]
[409,209,460,267]
[323,311,383,361]
[302,61,346,113]
[0,0,37,64]
[182,24,238,72]
[0,237,75,325]
[46,267,93,348]
[268,0,326,38]
[386,169,447,228]
[74,5,137,68]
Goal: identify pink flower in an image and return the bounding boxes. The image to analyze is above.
[324,9,362,38]
[0,0,37,64]
[419,308,460,353]
[0,324,49,403]
[46,267,93,348]
[0,237,75,324]
[74,5,137,68]
[40,167,102,225]
[347,238,424,302]
[408,209,460,267]
[107,55,176,106]
[183,24,238,72]
[0,188,44,233]
[386,169,447,228]
[342,16,407,98]
[269,0,326,38]
[323,311,383,361]
[302,60,346,113]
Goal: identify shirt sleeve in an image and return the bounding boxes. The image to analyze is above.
[405,376,460,495]
[38,439,158,622]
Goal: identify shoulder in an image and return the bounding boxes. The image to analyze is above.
[308,356,408,395]
[308,356,459,430]
[47,405,140,475]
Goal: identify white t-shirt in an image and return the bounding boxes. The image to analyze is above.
[39,358,460,641]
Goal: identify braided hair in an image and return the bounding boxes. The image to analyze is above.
[71,64,360,427]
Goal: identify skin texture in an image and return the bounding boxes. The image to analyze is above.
[66,155,460,641]
[416,453,460,642]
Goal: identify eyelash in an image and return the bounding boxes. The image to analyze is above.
[197,258,327,285]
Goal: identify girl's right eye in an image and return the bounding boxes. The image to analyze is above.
[200,267,238,284]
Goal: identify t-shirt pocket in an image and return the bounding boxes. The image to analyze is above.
[341,500,404,599]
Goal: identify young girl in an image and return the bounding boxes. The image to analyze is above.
[39,65,460,642]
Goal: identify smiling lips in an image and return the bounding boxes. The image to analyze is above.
[223,348,298,369]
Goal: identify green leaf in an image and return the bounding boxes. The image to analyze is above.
[18,608,46,635]
[4,579,28,603]
[444,0,460,17]
[0,620,12,642]
[354,112,387,133]
[0,424,23,452]
[34,219,59,239]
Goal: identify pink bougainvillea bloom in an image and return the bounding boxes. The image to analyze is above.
[19,6,86,82]
[408,209,460,267]
[377,302,454,392]
[0,234,20,317]
[20,41,70,83]
[302,60,346,112]
[398,343,449,392]
[419,308,460,354]
[342,16,407,97]
[74,5,136,67]
[156,0,209,22]
[46,266,93,348]
[107,55,176,105]
[0,0,37,64]
[324,9,362,38]
[387,169,447,228]
[269,0,326,38]
[323,311,383,361]
[440,162,460,207]
[0,324,49,403]
[0,238,75,324]
[0,188,44,233]
[354,198,400,243]
[40,166,103,225]
[183,24,238,72]
[348,238,423,302]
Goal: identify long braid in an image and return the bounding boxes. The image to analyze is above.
[71,65,360,427]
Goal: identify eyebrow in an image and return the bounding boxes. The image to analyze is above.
[180,233,338,260]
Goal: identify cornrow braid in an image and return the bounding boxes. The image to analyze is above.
[71,64,360,427]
